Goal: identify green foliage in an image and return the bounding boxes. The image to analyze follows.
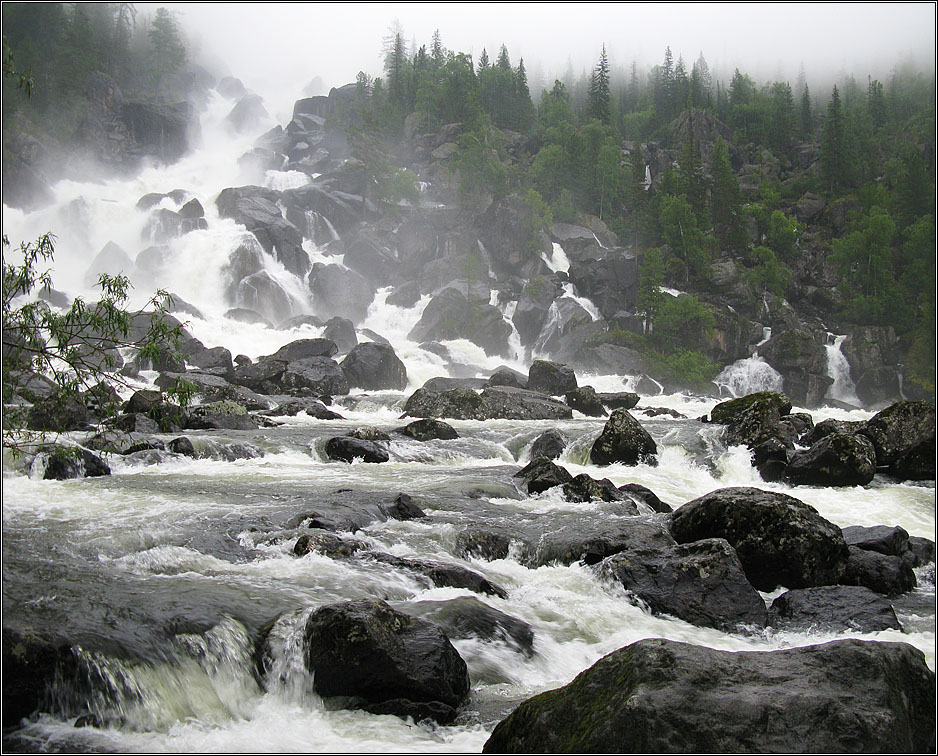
[658,194,709,280]
[453,121,508,204]
[148,7,186,100]
[2,233,185,450]
[746,246,792,296]
[636,247,667,326]
[820,85,857,193]
[647,293,715,353]
[709,139,747,252]
[646,349,720,391]
[520,189,553,259]
[586,46,613,127]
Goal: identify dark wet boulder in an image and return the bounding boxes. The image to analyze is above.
[564,386,607,417]
[908,536,936,566]
[346,426,391,441]
[404,596,535,657]
[759,329,832,408]
[783,433,877,487]
[304,599,469,724]
[841,546,917,597]
[454,529,513,561]
[368,554,508,598]
[710,391,792,425]
[589,409,657,466]
[266,397,342,420]
[340,342,407,391]
[561,474,629,505]
[891,435,936,481]
[185,401,258,431]
[514,457,573,495]
[841,524,911,557]
[618,483,672,513]
[486,366,528,389]
[402,386,484,420]
[798,418,865,447]
[482,638,936,754]
[186,345,235,377]
[599,538,767,632]
[531,519,669,568]
[512,275,558,346]
[321,316,358,354]
[33,446,110,480]
[26,393,93,432]
[268,338,338,361]
[767,585,901,633]
[293,530,368,558]
[526,360,577,396]
[528,429,566,461]
[2,627,77,728]
[281,357,349,396]
[478,386,573,420]
[230,358,288,393]
[396,418,458,441]
[408,287,511,358]
[596,391,640,411]
[566,255,639,320]
[379,493,426,521]
[168,437,197,457]
[669,487,850,591]
[324,436,389,463]
[860,400,936,468]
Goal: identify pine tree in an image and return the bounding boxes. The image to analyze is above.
[496,44,511,71]
[768,81,795,153]
[654,46,674,122]
[821,85,854,192]
[800,83,813,138]
[477,48,490,74]
[586,45,612,126]
[514,57,535,132]
[672,56,689,110]
[148,7,185,101]
[867,76,887,128]
[710,139,746,252]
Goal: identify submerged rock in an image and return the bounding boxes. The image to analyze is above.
[323,436,389,463]
[482,638,936,753]
[396,418,459,441]
[768,585,902,633]
[514,457,574,495]
[783,432,877,487]
[404,596,535,657]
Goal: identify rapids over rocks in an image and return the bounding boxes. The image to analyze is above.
[3,82,935,753]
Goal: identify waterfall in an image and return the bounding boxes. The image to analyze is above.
[540,242,570,273]
[713,327,782,398]
[824,334,860,406]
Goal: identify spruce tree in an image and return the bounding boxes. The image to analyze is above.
[477,48,489,74]
[148,7,185,101]
[821,85,854,192]
[710,139,746,252]
[586,45,612,126]
[800,83,813,138]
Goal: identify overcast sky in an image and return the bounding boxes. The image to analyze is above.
[157,2,935,115]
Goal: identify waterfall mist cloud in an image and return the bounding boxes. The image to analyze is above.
[158,1,935,111]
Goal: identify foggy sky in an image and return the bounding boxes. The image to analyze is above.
[158,2,934,118]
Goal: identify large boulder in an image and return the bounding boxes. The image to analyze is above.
[281,357,349,396]
[304,599,470,723]
[32,445,110,480]
[482,638,936,753]
[402,386,572,421]
[840,546,917,596]
[669,487,850,591]
[841,524,911,557]
[589,409,657,466]
[408,288,511,358]
[512,276,559,345]
[340,342,407,391]
[710,391,792,425]
[566,255,639,320]
[309,263,375,324]
[759,329,832,408]
[768,585,902,633]
[324,436,389,463]
[513,457,574,495]
[121,100,196,162]
[526,360,577,396]
[599,538,767,632]
[860,401,936,474]
[403,597,534,657]
[784,433,878,487]
[530,519,670,569]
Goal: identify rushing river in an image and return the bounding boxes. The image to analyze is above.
[3,86,935,754]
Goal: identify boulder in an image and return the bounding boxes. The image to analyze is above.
[396,418,458,441]
[561,474,628,505]
[368,554,507,598]
[402,386,484,420]
[514,457,573,495]
[799,418,864,446]
[408,288,512,358]
[402,386,572,421]
[486,366,528,389]
[379,493,426,521]
[530,519,668,568]
[860,401,935,469]
[340,342,407,391]
[324,436,389,463]
[309,263,375,323]
[783,433,877,487]
[304,599,469,724]
[841,525,911,557]
[526,360,577,396]
[589,409,657,466]
[528,429,567,461]
[482,638,936,753]
[268,338,338,362]
[321,317,358,354]
[512,276,558,345]
[599,538,767,632]
[2,627,76,728]
[710,391,792,425]
[768,585,901,633]
[669,487,849,591]
[564,386,607,417]
[618,483,673,514]
[566,255,639,320]
[294,530,368,559]
[185,401,257,431]
[33,446,110,480]
[26,394,93,433]
[841,546,917,596]
[281,357,349,396]
[404,597,534,657]
[454,529,513,561]
[596,392,640,411]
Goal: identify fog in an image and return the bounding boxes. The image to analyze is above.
[156,1,935,119]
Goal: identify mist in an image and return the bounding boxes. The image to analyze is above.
[162,1,935,116]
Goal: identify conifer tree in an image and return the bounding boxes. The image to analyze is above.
[586,45,612,126]
[821,85,855,192]
[477,47,490,74]
[710,138,746,252]
[800,82,813,137]
[148,7,185,101]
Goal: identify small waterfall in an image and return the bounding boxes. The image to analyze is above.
[561,283,601,321]
[824,333,860,405]
[540,242,570,273]
[713,328,782,397]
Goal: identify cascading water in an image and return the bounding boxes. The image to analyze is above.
[824,333,861,406]
[3,81,935,756]
[713,327,783,398]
